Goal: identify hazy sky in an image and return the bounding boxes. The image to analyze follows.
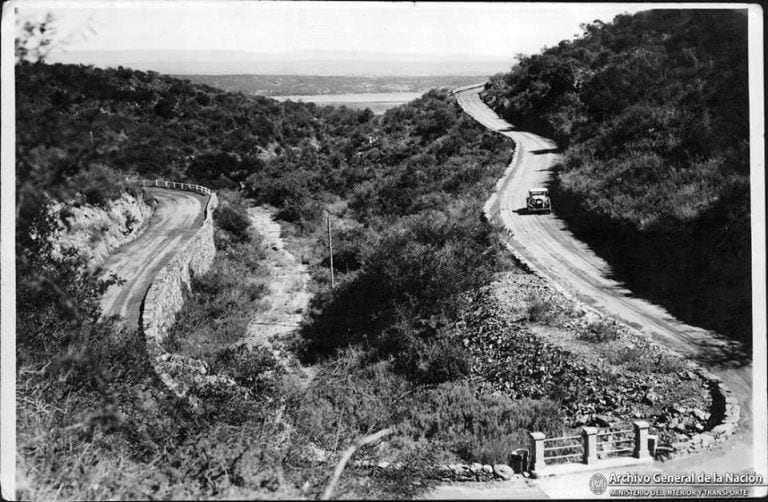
[16,1,650,59]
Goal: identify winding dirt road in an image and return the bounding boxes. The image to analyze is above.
[99,188,207,327]
[452,87,759,480]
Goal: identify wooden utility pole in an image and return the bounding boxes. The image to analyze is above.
[327,213,335,289]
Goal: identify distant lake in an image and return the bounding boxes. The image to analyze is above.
[271,91,425,114]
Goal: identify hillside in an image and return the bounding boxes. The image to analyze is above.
[481,9,751,345]
[15,60,718,499]
[15,62,516,498]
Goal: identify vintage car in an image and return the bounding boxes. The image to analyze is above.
[526,187,551,214]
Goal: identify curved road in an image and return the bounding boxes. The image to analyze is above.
[454,87,759,476]
[99,187,207,327]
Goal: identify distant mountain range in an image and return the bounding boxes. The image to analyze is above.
[46,49,514,76]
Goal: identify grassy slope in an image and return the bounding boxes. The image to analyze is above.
[481,10,751,345]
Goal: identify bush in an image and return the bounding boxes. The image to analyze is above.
[578,319,621,343]
[526,297,557,323]
[400,383,565,463]
[605,345,646,371]
[72,164,124,208]
[395,336,469,385]
[214,204,252,244]
[153,96,176,118]
[208,345,284,395]
[654,353,684,374]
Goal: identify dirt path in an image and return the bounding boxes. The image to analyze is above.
[99,188,207,328]
[241,206,312,349]
[440,87,762,496]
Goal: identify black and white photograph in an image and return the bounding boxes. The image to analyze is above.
[1,1,765,499]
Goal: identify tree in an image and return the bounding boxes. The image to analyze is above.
[15,12,57,63]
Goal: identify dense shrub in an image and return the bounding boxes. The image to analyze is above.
[400,383,564,463]
[578,319,621,343]
[214,204,252,244]
[208,345,284,395]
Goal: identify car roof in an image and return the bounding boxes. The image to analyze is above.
[530,187,548,192]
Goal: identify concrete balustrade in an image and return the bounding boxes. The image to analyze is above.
[529,422,653,477]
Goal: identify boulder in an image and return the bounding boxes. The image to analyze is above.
[592,414,614,427]
[711,423,735,436]
[643,391,659,405]
[449,464,470,477]
[493,464,514,480]
[691,408,709,421]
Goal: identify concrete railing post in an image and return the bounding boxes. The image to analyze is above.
[633,421,650,458]
[528,432,545,473]
[647,435,657,458]
[582,427,598,464]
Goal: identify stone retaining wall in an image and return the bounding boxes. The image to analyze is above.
[353,460,518,482]
[139,186,236,404]
[142,191,217,356]
[664,364,741,457]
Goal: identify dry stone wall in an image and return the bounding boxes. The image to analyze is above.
[142,192,216,358]
[139,186,238,404]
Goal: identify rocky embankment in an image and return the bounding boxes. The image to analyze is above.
[457,269,737,458]
[53,189,154,266]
